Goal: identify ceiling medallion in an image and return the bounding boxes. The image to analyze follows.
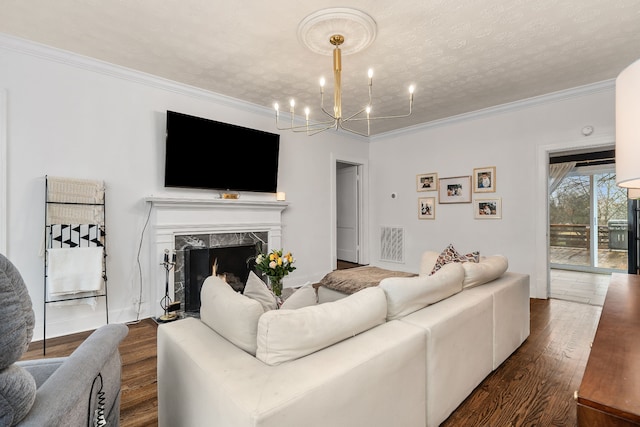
[297,8,377,56]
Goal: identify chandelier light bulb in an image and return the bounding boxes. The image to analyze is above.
[368,69,373,79]
[409,85,415,94]
[320,77,325,87]
[290,99,295,108]
[304,107,310,119]
[366,106,371,114]
[274,102,279,111]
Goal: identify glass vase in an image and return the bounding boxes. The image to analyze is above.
[269,276,283,297]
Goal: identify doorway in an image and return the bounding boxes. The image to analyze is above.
[548,148,628,305]
[336,162,360,264]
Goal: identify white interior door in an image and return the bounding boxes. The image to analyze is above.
[336,163,359,263]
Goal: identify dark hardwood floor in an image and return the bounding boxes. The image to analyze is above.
[442,298,601,426]
[21,298,601,427]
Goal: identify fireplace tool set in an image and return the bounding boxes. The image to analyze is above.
[158,250,180,323]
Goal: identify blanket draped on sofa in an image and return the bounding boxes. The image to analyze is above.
[318,266,416,294]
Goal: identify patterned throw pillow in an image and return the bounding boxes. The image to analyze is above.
[430,244,479,275]
[462,251,480,263]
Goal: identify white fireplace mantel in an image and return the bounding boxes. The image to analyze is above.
[146,196,289,210]
[145,196,289,316]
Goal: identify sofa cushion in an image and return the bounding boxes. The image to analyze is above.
[430,244,479,275]
[200,275,264,355]
[256,287,387,365]
[0,364,37,426]
[380,262,464,320]
[462,255,509,289]
[280,282,317,310]
[243,271,278,311]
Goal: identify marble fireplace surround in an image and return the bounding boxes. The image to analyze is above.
[146,196,288,318]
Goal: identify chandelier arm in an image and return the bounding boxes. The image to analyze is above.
[276,119,338,133]
[344,104,413,122]
[319,106,338,120]
[337,120,370,137]
[344,113,409,122]
[341,107,369,122]
[305,123,341,136]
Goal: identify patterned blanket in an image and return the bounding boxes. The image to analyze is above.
[318,266,417,294]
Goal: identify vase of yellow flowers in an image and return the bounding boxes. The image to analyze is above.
[255,249,296,296]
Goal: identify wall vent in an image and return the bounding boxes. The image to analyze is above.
[380,226,404,263]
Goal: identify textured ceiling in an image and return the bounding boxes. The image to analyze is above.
[1,0,639,136]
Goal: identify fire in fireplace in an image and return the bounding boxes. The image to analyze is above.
[184,244,259,313]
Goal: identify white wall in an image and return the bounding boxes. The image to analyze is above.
[369,85,616,298]
[0,35,367,340]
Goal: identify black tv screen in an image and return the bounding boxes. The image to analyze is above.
[164,111,280,193]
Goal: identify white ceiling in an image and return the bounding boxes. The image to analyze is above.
[1,0,639,135]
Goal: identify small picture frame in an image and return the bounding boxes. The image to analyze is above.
[438,176,472,203]
[473,166,496,193]
[418,197,436,219]
[417,173,437,192]
[474,198,502,219]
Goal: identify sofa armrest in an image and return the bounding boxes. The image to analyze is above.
[17,323,128,427]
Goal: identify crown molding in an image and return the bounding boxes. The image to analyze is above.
[0,33,273,117]
[371,79,615,141]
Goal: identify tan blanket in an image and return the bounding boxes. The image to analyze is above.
[318,266,417,294]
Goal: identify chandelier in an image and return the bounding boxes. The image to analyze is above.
[274,33,415,137]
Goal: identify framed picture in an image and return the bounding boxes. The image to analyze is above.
[474,198,502,219]
[473,166,496,193]
[416,173,437,192]
[438,176,472,203]
[418,197,436,219]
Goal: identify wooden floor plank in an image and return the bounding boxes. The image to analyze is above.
[20,298,602,427]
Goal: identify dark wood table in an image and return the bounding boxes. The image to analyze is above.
[577,273,640,426]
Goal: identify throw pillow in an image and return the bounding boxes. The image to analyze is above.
[0,364,37,426]
[243,271,278,311]
[256,287,387,365]
[0,254,37,425]
[280,282,318,310]
[430,244,479,275]
[200,275,264,355]
[0,253,36,370]
[380,262,464,320]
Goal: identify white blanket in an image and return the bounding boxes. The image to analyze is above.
[47,247,104,297]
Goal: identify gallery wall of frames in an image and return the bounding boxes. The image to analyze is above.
[416,166,501,220]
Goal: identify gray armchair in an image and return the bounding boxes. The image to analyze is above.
[0,253,128,426]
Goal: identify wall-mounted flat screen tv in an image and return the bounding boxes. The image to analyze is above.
[164,110,280,193]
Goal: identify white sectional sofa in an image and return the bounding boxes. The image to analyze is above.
[158,252,530,427]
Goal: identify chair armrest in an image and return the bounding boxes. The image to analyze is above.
[16,357,66,388]
[17,323,128,426]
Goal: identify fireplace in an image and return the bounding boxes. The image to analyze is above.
[183,243,260,313]
[146,196,288,318]
[173,231,268,314]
